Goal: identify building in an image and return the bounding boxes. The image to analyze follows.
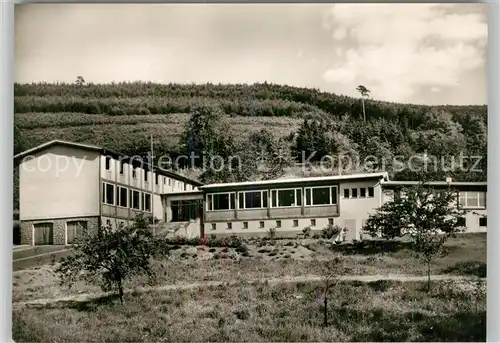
[14,140,203,245]
[196,172,389,240]
[161,173,487,239]
[15,140,487,245]
[380,180,487,233]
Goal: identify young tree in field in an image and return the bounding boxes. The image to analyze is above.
[356,85,370,122]
[363,181,464,291]
[315,255,349,326]
[56,215,169,303]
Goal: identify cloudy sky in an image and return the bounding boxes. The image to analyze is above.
[15,4,487,105]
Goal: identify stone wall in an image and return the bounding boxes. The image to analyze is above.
[20,216,99,245]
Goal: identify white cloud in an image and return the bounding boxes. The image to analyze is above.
[322,4,487,102]
[332,27,347,40]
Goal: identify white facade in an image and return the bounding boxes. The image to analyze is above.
[380,184,487,234]
[199,173,389,240]
[19,144,100,221]
[15,140,201,244]
[336,180,383,240]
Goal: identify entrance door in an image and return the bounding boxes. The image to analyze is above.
[171,200,203,222]
[344,219,357,241]
[67,221,87,244]
[34,223,54,245]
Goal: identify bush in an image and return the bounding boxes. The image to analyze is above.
[268,227,277,240]
[164,235,243,249]
[165,236,202,246]
[224,235,243,248]
[302,227,311,238]
[235,244,249,254]
[321,225,342,239]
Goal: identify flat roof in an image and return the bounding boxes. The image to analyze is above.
[200,172,389,190]
[14,139,203,187]
[381,180,487,188]
[161,190,203,196]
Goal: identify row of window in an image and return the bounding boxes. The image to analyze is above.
[343,187,375,199]
[105,157,190,190]
[102,183,152,212]
[206,186,374,211]
[458,191,486,208]
[210,215,487,231]
[392,190,486,209]
[210,218,335,230]
[457,216,487,227]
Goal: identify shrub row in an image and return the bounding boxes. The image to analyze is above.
[163,225,343,249]
[15,96,323,118]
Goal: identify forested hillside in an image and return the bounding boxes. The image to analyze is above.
[14,81,487,209]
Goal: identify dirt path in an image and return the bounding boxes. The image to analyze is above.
[13,274,485,309]
[13,249,70,262]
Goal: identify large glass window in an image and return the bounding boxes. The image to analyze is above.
[246,191,261,208]
[278,189,296,207]
[143,193,151,212]
[102,183,115,205]
[466,192,478,207]
[207,193,236,211]
[131,190,140,210]
[270,188,301,207]
[312,187,330,205]
[117,186,128,207]
[238,191,268,209]
[214,193,230,210]
[305,187,338,206]
[459,192,466,207]
[459,191,486,208]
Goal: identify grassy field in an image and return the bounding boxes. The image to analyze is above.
[15,112,301,151]
[12,233,486,301]
[13,278,486,342]
[12,233,486,342]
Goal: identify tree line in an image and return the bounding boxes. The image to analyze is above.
[13,82,487,209]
